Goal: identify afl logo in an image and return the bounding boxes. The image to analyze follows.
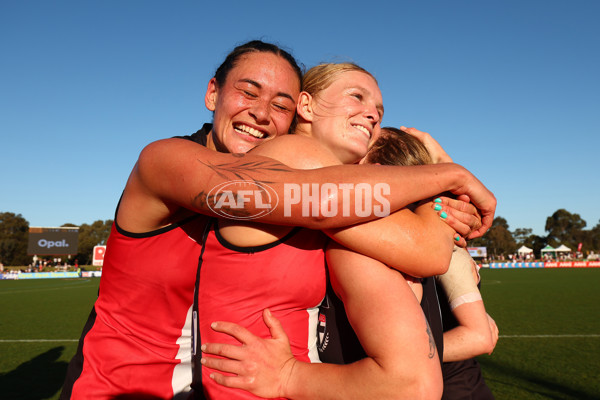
[207,180,279,220]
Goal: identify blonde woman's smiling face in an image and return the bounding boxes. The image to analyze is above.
[309,71,383,164]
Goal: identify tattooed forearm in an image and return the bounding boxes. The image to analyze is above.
[193,191,214,210]
[199,158,292,183]
[192,158,295,218]
[193,190,255,218]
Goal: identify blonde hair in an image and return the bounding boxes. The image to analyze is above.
[302,62,377,97]
[366,127,433,166]
[293,63,377,132]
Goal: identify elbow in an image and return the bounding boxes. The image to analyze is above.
[437,239,455,275]
[384,362,443,400]
[473,331,497,356]
[300,213,341,230]
[422,248,452,277]
[394,258,449,279]
[482,334,497,355]
[421,235,454,277]
[278,197,341,229]
[296,191,374,230]
[392,240,452,278]
[432,255,452,276]
[404,372,443,400]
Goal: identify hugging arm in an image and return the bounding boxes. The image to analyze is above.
[325,202,456,277]
[400,126,453,164]
[400,126,488,239]
[121,136,495,233]
[246,135,491,277]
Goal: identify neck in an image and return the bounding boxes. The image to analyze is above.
[206,131,218,151]
[293,122,313,138]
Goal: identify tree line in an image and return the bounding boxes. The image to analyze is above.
[469,209,600,259]
[1,209,600,266]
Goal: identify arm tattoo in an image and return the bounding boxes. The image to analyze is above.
[198,157,291,184]
[193,190,254,218]
[426,321,436,359]
[193,157,293,217]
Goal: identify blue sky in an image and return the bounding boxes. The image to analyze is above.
[2,0,599,237]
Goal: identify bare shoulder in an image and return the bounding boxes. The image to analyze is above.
[136,137,233,187]
[138,137,209,163]
[249,135,341,169]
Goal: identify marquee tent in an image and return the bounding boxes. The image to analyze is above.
[555,244,571,252]
[517,245,534,255]
[541,245,556,258]
[541,244,572,259]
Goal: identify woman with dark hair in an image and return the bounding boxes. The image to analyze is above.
[60,40,305,400]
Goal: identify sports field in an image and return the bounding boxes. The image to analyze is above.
[477,268,600,399]
[1,268,599,400]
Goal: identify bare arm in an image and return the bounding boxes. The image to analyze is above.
[120,136,495,234]
[442,302,498,362]
[246,135,479,277]
[325,202,456,277]
[436,247,498,361]
[311,242,443,399]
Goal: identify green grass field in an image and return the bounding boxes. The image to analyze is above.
[477,268,600,399]
[0,278,100,400]
[0,269,599,399]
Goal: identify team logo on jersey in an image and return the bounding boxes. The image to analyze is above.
[317,296,331,353]
[317,313,328,349]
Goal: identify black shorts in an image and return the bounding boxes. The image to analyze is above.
[442,358,494,400]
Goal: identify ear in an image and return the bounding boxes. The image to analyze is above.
[296,91,314,122]
[359,157,379,165]
[205,78,218,112]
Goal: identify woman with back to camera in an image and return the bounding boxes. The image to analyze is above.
[366,127,499,399]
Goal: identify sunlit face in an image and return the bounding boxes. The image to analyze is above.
[205,52,301,154]
[308,71,383,164]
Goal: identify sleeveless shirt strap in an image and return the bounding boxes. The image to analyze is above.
[190,217,214,399]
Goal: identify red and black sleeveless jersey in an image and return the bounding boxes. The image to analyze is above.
[61,125,211,400]
[194,221,327,399]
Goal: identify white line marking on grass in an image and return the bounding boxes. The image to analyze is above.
[0,339,79,343]
[0,281,95,295]
[500,334,600,338]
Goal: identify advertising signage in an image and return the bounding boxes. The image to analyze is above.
[93,245,106,266]
[27,227,79,255]
[467,247,487,258]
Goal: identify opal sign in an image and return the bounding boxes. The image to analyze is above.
[27,227,79,255]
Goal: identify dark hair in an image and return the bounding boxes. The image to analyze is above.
[213,40,304,89]
[366,127,433,166]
